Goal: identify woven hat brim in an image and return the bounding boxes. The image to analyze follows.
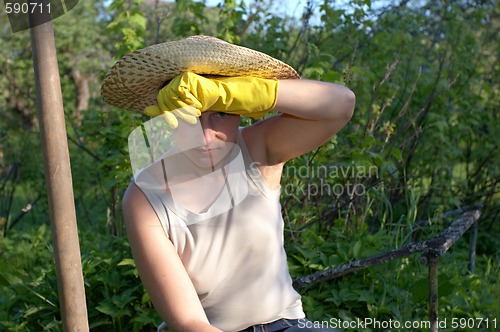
[101,35,300,113]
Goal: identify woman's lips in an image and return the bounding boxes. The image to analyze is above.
[195,147,213,153]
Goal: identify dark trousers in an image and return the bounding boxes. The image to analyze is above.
[239,318,339,332]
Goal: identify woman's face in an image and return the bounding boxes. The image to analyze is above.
[174,112,241,169]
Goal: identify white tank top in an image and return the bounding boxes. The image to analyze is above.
[134,131,304,331]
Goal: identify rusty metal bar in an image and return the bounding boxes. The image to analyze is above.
[29,4,89,331]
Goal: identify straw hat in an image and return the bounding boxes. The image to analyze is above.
[101,35,300,113]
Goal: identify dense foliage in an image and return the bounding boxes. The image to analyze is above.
[0,0,498,331]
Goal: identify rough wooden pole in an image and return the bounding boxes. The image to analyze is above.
[294,209,481,288]
[420,209,481,265]
[293,239,429,288]
[29,6,89,332]
[468,221,479,272]
[428,255,439,332]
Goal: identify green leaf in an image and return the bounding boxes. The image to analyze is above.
[410,279,428,303]
[352,240,363,259]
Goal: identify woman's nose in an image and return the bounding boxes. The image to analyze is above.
[199,117,217,144]
[202,127,217,145]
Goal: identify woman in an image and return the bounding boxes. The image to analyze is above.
[101,35,355,332]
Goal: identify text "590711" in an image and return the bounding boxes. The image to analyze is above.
[4,2,51,14]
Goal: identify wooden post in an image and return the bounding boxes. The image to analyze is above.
[428,255,439,332]
[468,221,478,272]
[29,5,89,332]
[294,209,481,288]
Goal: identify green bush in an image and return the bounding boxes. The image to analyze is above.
[0,225,159,332]
[287,222,500,331]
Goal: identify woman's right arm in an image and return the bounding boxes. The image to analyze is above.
[122,183,221,332]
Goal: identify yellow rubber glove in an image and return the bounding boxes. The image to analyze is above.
[144,72,278,128]
[144,103,199,129]
[204,74,279,118]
